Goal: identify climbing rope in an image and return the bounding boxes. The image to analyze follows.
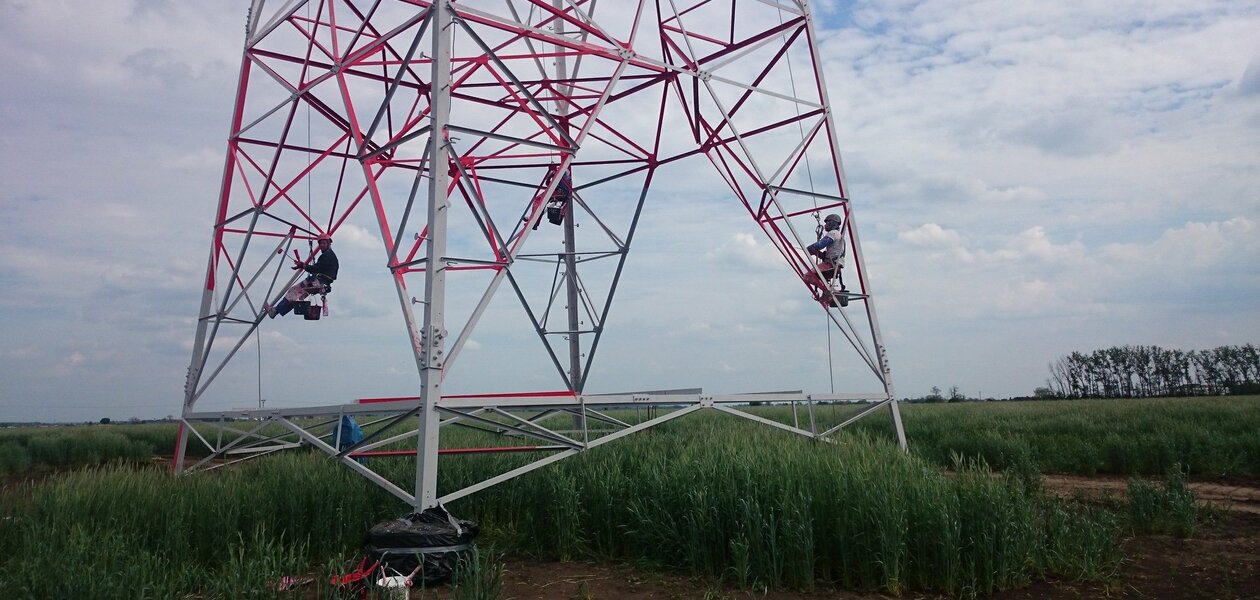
[776,4,836,395]
[256,328,264,409]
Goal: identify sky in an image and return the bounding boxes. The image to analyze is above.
[1,0,1258,422]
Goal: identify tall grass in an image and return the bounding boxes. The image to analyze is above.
[446,414,1122,596]
[0,454,401,598]
[820,396,1260,477]
[0,423,178,474]
[6,397,1257,479]
[1127,465,1198,538]
[450,545,506,600]
[0,412,1126,598]
[0,397,1237,596]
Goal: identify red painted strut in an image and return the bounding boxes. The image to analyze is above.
[352,445,565,457]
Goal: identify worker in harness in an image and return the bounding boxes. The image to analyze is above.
[533,166,573,230]
[266,233,338,318]
[804,213,847,306]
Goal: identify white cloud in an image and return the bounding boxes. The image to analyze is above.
[160,147,222,172]
[6,345,39,360]
[896,223,975,263]
[1006,226,1087,265]
[670,322,714,337]
[1151,217,1257,264]
[992,279,1107,319]
[898,223,963,247]
[2,1,1259,420]
[1008,106,1125,158]
[333,223,383,251]
[705,232,783,270]
[1099,217,1259,276]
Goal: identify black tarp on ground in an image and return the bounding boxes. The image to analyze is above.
[366,506,479,585]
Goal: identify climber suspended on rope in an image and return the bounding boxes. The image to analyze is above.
[804,213,847,306]
[533,166,573,229]
[266,232,338,319]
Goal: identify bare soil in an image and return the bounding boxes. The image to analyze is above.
[986,510,1260,600]
[1040,473,1260,515]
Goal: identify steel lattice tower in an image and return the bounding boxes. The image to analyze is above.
[178,0,904,510]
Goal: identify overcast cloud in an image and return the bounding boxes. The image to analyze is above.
[1,0,1258,421]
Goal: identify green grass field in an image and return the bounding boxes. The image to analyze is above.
[1,397,1252,598]
[5,396,1257,477]
[893,396,1260,477]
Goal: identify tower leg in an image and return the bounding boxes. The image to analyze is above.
[414,0,455,511]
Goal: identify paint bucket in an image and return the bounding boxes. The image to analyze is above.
[376,575,409,600]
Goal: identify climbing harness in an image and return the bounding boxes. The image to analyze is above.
[533,166,573,230]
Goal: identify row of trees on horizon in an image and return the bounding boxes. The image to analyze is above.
[1042,344,1259,399]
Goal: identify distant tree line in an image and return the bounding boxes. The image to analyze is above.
[1044,344,1260,398]
[908,385,974,403]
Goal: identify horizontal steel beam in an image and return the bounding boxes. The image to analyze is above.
[183,390,890,421]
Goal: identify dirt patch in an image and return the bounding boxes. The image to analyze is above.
[988,511,1260,600]
[494,560,884,599]
[1040,473,1260,514]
